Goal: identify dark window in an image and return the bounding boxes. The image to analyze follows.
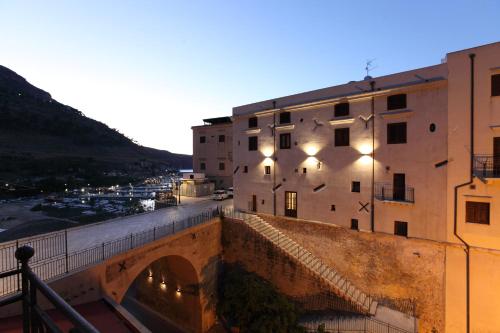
[265,166,271,175]
[219,135,225,142]
[302,168,307,174]
[248,136,258,151]
[492,74,500,97]
[466,201,490,225]
[189,175,194,179]
[351,219,359,230]
[387,122,407,144]
[394,221,408,237]
[334,103,350,117]
[219,162,225,171]
[280,133,291,149]
[200,162,206,170]
[200,136,206,143]
[331,204,336,211]
[387,94,407,110]
[279,112,291,124]
[248,116,258,128]
[351,181,360,193]
[244,166,248,173]
[335,128,350,146]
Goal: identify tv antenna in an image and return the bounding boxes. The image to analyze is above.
[365,59,377,79]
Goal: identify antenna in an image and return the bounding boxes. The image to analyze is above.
[364,59,377,80]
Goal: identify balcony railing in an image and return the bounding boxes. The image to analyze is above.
[473,154,500,178]
[374,183,414,203]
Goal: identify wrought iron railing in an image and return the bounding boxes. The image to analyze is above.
[473,154,500,178]
[300,314,413,333]
[0,208,220,297]
[374,183,414,203]
[0,246,99,333]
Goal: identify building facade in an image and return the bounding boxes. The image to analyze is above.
[192,117,233,189]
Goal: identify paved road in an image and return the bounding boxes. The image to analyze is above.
[67,196,233,252]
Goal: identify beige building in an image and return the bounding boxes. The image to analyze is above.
[192,117,233,189]
[232,42,500,332]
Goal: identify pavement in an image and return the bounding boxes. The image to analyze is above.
[66,196,233,252]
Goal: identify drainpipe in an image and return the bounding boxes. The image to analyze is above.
[273,101,277,216]
[453,53,475,333]
[370,81,376,232]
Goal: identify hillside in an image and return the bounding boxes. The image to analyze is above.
[0,65,191,189]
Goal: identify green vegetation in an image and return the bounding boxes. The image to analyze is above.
[218,265,305,333]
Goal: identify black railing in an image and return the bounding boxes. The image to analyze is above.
[300,314,412,333]
[0,208,220,297]
[374,183,414,203]
[473,154,500,178]
[0,246,99,333]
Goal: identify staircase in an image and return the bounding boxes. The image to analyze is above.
[224,210,378,315]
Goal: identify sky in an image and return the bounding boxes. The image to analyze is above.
[0,1,499,155]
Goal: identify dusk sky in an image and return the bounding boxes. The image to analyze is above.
[1,1,499,154]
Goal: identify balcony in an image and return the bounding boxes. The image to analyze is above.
[473,154,500,178]
[374,183,415,204]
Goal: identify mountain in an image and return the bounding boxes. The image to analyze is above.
[0,65,191,190]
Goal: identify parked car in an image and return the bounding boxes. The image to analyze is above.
[227,187,234,198]
[212,190,228,201]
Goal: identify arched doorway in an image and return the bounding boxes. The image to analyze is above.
[121,255,202,333]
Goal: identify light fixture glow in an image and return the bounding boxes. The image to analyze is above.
[304,145,319,157]
[358,144,373,155]
[262,147,274,158]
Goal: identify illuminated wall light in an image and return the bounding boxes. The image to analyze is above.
[304,145,319,157]
[175,287,182,297]
[160,280,167,290]
[261,147,274,158]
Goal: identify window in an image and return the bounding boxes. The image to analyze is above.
[466,201,490,225]
[387,94,407,110]
[200,162,206,171]
[248,136,258,151]
[265,166,271,175]
[244,166,248,173]
[334,102,350,117]
[351,219,359,230]
[200,136,206,143]
[351,181,360,193]
[335,128,350,146]
[219,135,225,142]
[302,168,307,174]
[387,122,407,144]
[280,133,291,149]
[492,74,500,97]
[331,204,336,211]
[248,116,258,128]
[394,221,408,237]
[279,112,291,124]
[219,162,225,171]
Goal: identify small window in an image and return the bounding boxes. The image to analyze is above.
[200,136,206,143]
[248,136,258,151]
[279,112,291,124]
[492,74,500,97]
[331,204,336,211]
[244,166,248,173]
[219,162,225,171]
[335,128,350,146]
[394,221,408,237]
[351,181,360,193]
[351,219,359,230]
[334,103,350,117]
[387,122,407,144]
[265,166,271,175]
[387,94,407,110]
[200,162,206,171]
[466,201,490,225]
[248,116,258,128]
[302,168,307,174]
[219,135,225,142]
[279,133,291,149]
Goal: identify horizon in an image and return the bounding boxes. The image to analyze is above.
[1,1,499,155]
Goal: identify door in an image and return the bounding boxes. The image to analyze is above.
[393,173,405,201]
[252,195,257,212]
[285,191,297,217]
[494,137,500,177]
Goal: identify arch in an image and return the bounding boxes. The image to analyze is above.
[122,255,202,333]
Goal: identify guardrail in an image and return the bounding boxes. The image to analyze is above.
[374,183,414,203]
[300,314,412,333]
[473,154,500,178]
[0,208,220,297]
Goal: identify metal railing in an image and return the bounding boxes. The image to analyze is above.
[0,246,99,333]
[374,183,414,203]
[473,154,500,178]
[0,208,220,297]
[300,314,412,333]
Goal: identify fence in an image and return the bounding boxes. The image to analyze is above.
[300,314,412,333]
[374,183,414,203]
[0,208,220,298]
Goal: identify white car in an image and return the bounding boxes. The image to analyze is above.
[212,190,228,201]
[227,187,234,198]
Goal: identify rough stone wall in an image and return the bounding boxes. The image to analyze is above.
[259,214,446,333]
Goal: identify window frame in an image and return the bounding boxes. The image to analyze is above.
[248,116,258,128]
[218,134,225,143]
[265,165,271,175]
[279,112,291,124]
[219,162,225,171]
[492,74,500,97]
[334,102,350,117]
[200,162,206,171]
[387,94,407,110]
[244,166,248,173]
[199,136,206,144]
[248,136,258,151]
[351,181,360,193]
[334,127,350,147]
[465,201,490,225]
[279,133,291,149]
[351,219,359,231]
[394,221,408,237]
[387,122,407,144]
